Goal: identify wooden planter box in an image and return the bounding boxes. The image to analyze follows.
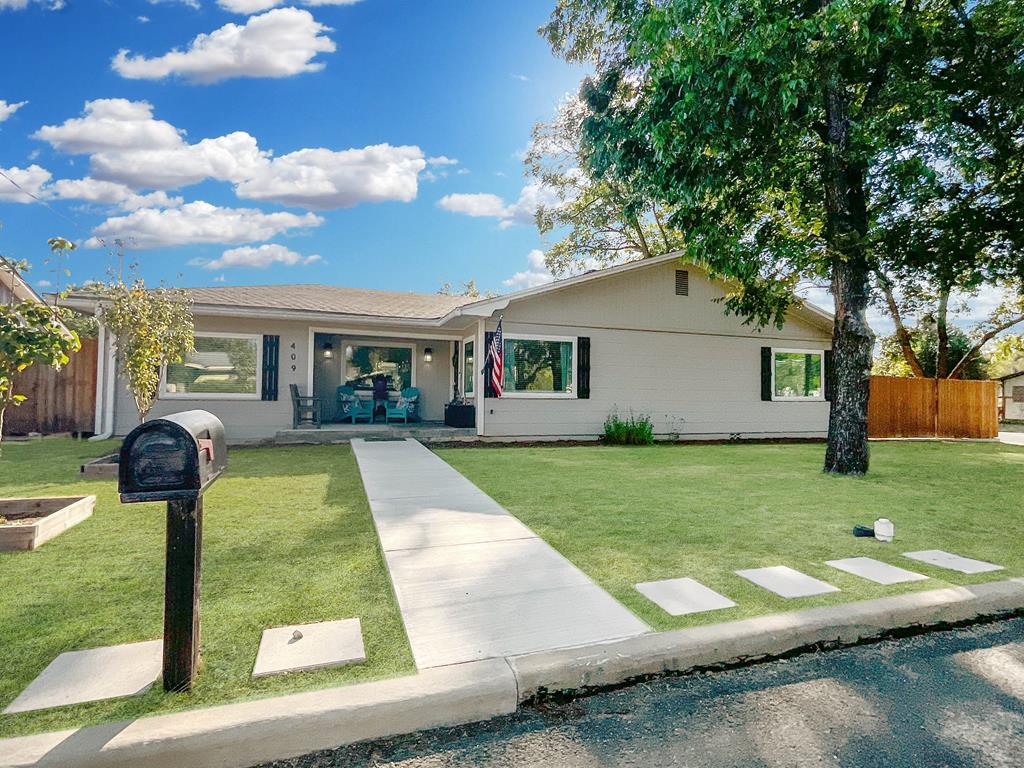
[80,453,119,478]
[0,496,96,551]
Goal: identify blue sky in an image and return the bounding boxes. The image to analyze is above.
[0,0,585,295]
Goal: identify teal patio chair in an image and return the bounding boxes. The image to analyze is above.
[336,385,374,424]
[385,387,420,424]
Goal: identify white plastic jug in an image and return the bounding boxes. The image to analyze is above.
[874,518,894,543]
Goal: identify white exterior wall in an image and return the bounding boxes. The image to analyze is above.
[480,259,832,439]
[110,316,456,440]
[1003,374,1024,421]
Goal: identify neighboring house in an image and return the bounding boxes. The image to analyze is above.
[68,252,835,442]
[997,370,1024,421]
[0,261,46,307]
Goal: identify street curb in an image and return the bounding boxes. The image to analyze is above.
[508,578,1024,700]
[0,659,518,768]
[2,579,1023,768]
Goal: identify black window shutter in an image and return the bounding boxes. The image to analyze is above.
[262,335,280,401]
[452,341,460,398]
[577,336,591,399]
[824,349,835,401]
[483,332,496,398]
[761,346,773,401]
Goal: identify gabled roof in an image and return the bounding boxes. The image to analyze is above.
[996,369,1024,381]
[445,251,836,332]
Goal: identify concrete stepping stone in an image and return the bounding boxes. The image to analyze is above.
[903,550,1003,575]
[4,640,161,714]
[252,619,365,679]
[635,577,737,616]
[735,566,840,599]
[825,557,929,585]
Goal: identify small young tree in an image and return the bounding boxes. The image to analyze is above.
[96,278,194,422]
[0,254,81,442]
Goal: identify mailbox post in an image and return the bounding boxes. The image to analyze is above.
[118,410,227,692]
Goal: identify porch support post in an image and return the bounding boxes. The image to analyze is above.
[476,317,486,437]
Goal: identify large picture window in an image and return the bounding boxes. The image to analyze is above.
[345,344,413,391]
[463,338,475,397]
[503,336,575,397]
[773,349,823,400]
[164,333,260,398]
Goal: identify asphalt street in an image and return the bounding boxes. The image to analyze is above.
[260,617,1024,768]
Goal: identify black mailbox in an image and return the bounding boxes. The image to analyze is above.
[119,410,226,503]
[117,409,227,693]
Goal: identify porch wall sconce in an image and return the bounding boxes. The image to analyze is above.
[322,343,334,360]
[423,347,434,363]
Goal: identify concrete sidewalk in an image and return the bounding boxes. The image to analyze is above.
[350,438,649,669]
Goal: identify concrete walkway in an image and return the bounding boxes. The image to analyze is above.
[998,430,1024,446]
[351,439,648,669]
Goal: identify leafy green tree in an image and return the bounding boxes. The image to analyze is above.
[874,323,989,379]
[526,96,685,274]
[987,334,1024,378]
[0,252,81,442]
[95,277,194,422]
[543,0,1024,474]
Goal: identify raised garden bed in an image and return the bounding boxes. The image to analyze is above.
[0,496,96,551]
[80,453,118,478]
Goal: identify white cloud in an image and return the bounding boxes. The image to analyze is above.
[148,0,200,8]
[193,243,322,270]
[439,182,558,229]
[427,155,458,167]
[439,192,508,218]
[91,132,269,190]
[137,15,150,23]
[34,100,429,209]
[502,249,555,290]
[218,0,361,12]
[456,168,470,175]
[36,279,52,288]
[0,164,51,203]
[511,74,530,82]
[0,99,27,122]
[112,8,336,84]
[51,177,183,211]
[86,200,323,249]
[235,144,425,209]
[0,1,64,9]
[33,99,183,153]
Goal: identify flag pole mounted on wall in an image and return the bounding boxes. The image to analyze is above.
[488,315,504,398]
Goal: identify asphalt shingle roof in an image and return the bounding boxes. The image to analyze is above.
[180,284,476,320]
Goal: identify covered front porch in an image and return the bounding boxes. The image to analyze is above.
[303,328,478,432]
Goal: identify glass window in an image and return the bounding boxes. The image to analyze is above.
[463,339,474,396]
[773,351,822,399]
[345,345,412,391]
[165,334,259,397]
[503,337,574,395]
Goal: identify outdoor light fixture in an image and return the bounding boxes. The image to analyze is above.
[423,347,434,362]
[323,343,334,360]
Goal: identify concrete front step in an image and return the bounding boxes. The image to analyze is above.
[274,424,477,445]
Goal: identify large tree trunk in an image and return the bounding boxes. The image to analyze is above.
[822,79,874,475]
[935,287,951,378]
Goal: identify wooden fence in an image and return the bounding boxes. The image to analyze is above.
[6,337,97,435]
[867,375,999,439]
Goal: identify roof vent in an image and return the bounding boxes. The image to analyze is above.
[675,269,689,296]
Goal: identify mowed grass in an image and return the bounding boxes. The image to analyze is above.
[0,439,413,739]
[438,441,1024,632]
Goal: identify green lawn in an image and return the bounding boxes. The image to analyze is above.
[438,441,1024,632]
[0,439,413,740]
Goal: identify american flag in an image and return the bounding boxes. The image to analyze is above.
[488,316,504,397]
